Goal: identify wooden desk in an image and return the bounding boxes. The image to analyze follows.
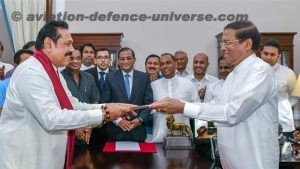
[72,143,300,169]
[72,144,214,169]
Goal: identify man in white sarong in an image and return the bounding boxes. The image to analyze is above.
[151,53,198,142]
[150,21,279,169]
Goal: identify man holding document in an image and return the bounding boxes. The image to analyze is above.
[150,21,279,169]
[0,21,135,169]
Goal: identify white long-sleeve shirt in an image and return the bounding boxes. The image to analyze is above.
[185,73,219,91]
[273,63,297,132]
[204,79,225,102]
[0,57,103,169]
[186,73,218,128]
[151,76,198,142]
[183,55,279,169]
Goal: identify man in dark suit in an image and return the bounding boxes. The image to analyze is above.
[102,47,153,142]
[85,48,114,145]
[86,48,114,100]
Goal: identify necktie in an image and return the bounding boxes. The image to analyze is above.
[124,73,130,99]
[99,72,105,90]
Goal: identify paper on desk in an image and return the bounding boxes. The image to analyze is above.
[116,141,140,151]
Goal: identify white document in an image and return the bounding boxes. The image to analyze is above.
[115,141,140,151]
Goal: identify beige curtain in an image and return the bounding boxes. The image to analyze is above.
[3,0,46,51]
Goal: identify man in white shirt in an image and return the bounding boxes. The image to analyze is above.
[260,39,297,133]
[186,53,218,101]
[150,21,279,169]
[0,21,134,169]
[204,56,234,102]
[151,53,198,142]
[0,41,14,79]
[79,42,96,70]
[186,53,218,130]
[174,50,192,77]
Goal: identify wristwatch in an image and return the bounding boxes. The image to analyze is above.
[137,117,143,124]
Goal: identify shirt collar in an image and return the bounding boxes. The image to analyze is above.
[63,68,82,77]
[163,75,177,82]
[175,69,190,76]
[272,63,280,70]
[97,67,109,73]
[203,74,210,81]
[190,74,208,82]
[233,53,257,73]
[122,69,134,77]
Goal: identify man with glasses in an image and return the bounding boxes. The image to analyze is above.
[86,48,114,145]
[0,21,135,169]
[150,21,279,169]
[102,47,153,142]
[86,48,114,99]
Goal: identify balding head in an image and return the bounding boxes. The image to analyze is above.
[193,53,209,75]
[193,53,208,63]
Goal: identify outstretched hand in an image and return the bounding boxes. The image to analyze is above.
[149,98,185,114]
[106,103,137,121]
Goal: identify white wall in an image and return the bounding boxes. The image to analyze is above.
[1,0,299,76]
[65,0,300,76]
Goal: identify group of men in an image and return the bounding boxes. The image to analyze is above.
[0,19,298,169]
[56,34,232,145]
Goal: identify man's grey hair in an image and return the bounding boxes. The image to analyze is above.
[174,50,187,58]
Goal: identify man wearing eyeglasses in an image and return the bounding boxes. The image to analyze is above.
[0,21,136,169]
[150,21,279,169]
[86,48,114,145]
[86,48,114,100]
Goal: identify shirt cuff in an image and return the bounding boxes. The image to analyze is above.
[113,117,122,126]
[183,102,201,119]
[88,109,103,125]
